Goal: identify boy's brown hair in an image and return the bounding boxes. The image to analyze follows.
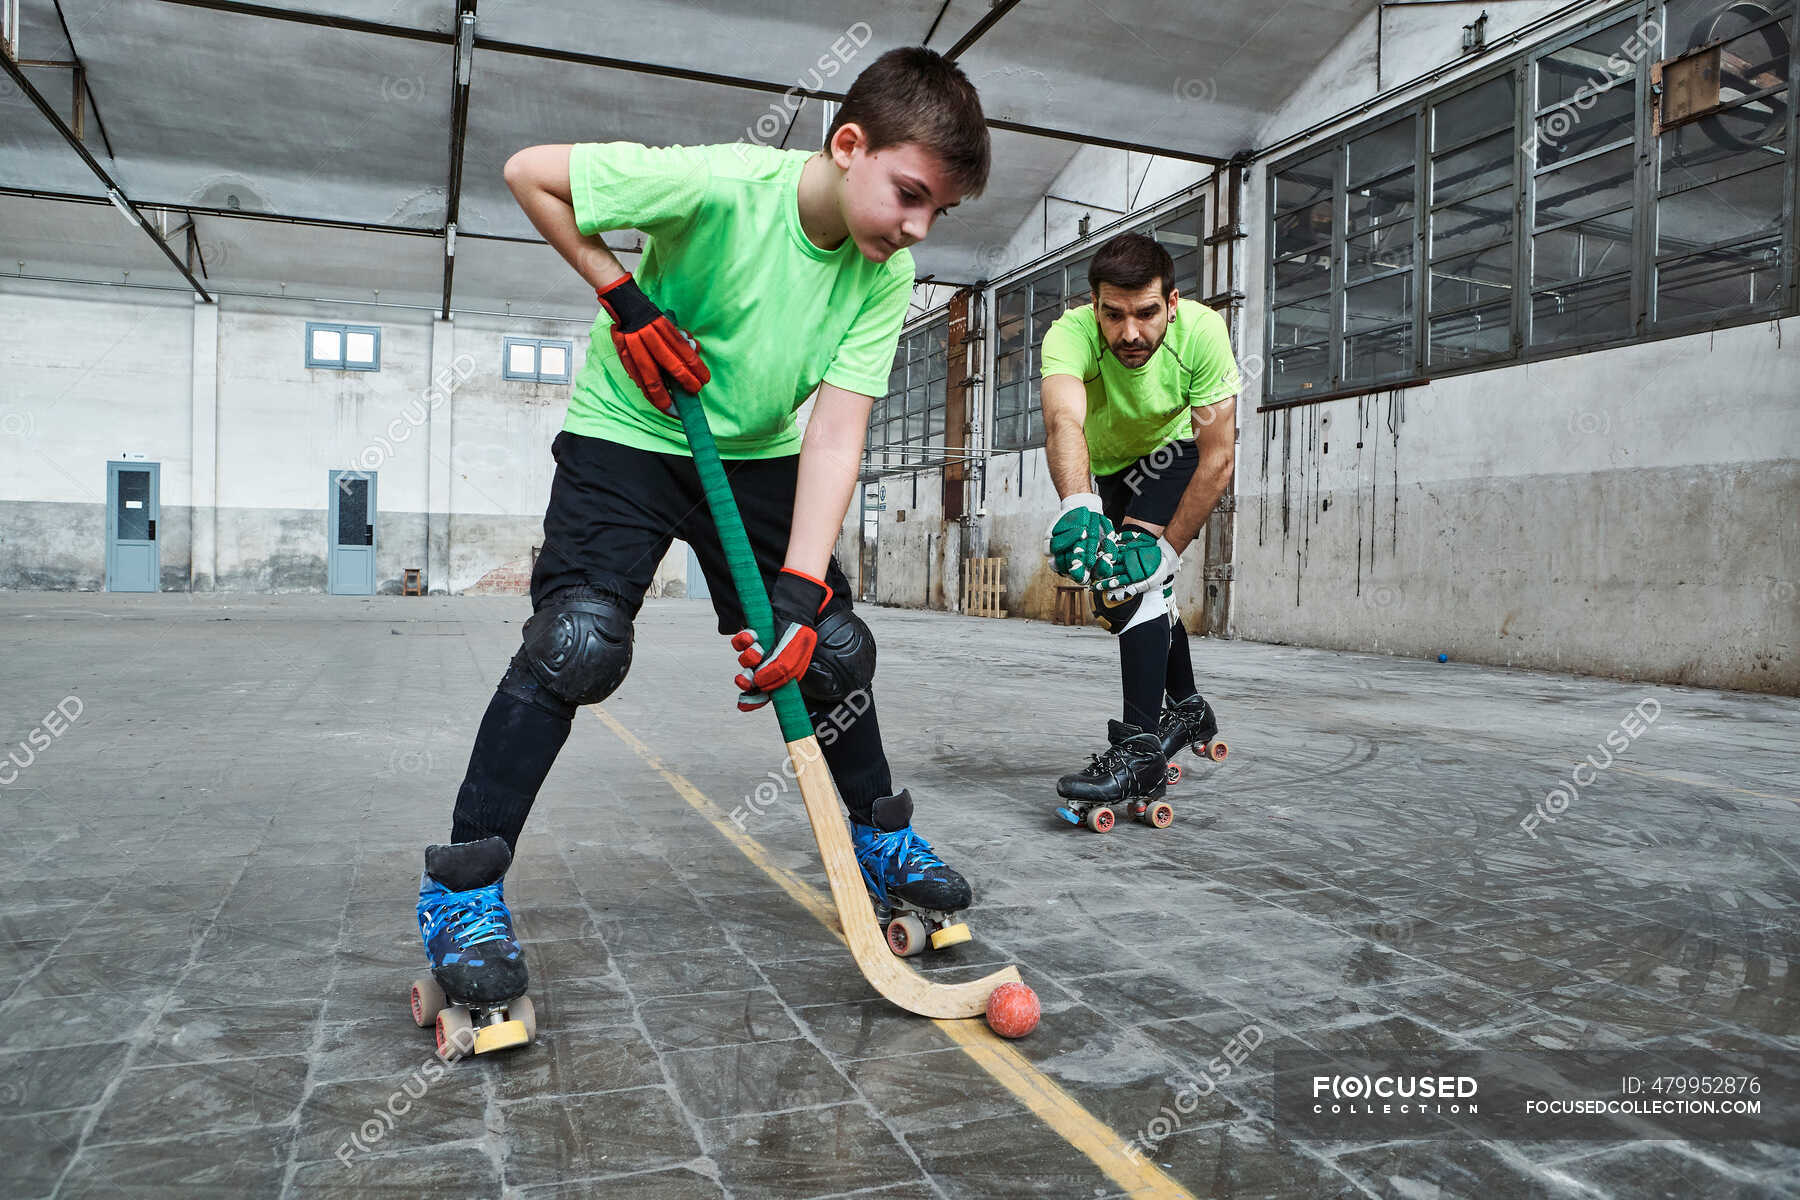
[827,47,990,198]
[1089,233,1177,299]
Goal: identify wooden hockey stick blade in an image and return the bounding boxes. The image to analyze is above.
[789,733,1021,1019]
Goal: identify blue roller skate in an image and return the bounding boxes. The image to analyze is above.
[851,790,974,957]
[408,836,535,1061]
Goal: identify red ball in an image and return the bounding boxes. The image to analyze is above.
[985,981,1040,1039]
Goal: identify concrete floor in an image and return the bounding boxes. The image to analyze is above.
[1,592,1795,1200]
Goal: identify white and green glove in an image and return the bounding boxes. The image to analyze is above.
[1043,493,1114,585]
[1098,528,1179,601]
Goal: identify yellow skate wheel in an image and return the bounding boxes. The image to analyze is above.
[1147,801,1175,829]
[1086,806,1115,833]
[473,1019,531,1055]
[929,922,971,950]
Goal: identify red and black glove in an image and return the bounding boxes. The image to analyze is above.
[731,568,830,712]
[595,273,709,413]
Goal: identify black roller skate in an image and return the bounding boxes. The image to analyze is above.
[408,837,535,1061]
[1054,720,1173,832]
[1156,693,1228,785]
[851,790,974,957]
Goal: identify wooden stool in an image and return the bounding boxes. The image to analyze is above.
[403,568,423,596]
[1054,584,1087,626]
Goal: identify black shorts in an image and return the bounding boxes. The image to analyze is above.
[530,431,854,632]
[1094,439,1199,529]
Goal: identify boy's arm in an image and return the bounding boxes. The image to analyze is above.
[786,383,875,579]
[502,145,628,291]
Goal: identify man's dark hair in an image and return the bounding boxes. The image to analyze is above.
[1089,233,1177,301]
[827,47,990,198]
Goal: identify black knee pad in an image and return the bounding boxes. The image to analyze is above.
[800,608,877,706]
[500,586,633,717]
[1091,590,1144,636]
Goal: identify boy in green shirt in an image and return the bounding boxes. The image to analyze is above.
[412,50,991,1026]
[1040,234,1240,827]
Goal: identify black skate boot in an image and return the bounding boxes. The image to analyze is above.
[1054,720,1172,832]
[1156,693,1227,785]
[408,836,535,1061]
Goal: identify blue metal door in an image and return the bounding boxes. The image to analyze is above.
[106,461,160,592]
[327,470,377,595]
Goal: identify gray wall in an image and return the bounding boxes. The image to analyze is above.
[0,281,687,595]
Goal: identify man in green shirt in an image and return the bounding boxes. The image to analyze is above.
[1040,233,1240,826]
[412,50,992,1026]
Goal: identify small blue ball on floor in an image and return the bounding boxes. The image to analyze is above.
[1437,653,1448,663]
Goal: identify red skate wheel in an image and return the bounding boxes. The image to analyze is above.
[1164,762,1183,785]
[1199,740,1228,762]
[1147,801,1174,828]
[886,914,928,957]
[410,975,446,1028]
[1086,807,1114,833]
[435,1006,474,1062]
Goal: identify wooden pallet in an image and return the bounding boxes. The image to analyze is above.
[963,557,1007,618]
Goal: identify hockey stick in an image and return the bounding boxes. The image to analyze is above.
[673,389,1020,1019]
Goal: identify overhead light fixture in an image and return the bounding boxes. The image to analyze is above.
[456,12,475,85]
[106,187,137,225]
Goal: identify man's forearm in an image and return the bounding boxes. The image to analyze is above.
[1163,451,1233,553]
[1045,417,1094,499]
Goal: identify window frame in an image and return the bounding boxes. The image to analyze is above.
[502,336,575,384]
[866,316,951,476]
[305,322,381,371]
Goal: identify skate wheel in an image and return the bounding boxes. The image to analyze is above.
[886,914,928,957]
[929,922,972,950]
[1164,762,1183,785]
[410,975,446,1028]
[1147,801,1175,829]
[435,1006,474,1062]
[1198,740,1228,762]
[508,994,536,1043]
[1086,807,1114,833]
[473,1018,531,1055]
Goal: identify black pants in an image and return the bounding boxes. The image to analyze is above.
[1093,439,1201,730]
[450,432,893,849]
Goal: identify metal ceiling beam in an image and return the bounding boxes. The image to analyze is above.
[151,0,450,45]
[50,0,115,158]
[146,0,1227,164]
[441,0,477,320]
[944,0,1022,61]
[0,185,641,252]
[0,53,212,300]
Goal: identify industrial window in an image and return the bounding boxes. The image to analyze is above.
[306,322,380,371]
[503,337,574,384]
[867,318,948,473]
[1265,0,1799,403]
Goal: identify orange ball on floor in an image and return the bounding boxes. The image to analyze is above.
[985,981,1040,1038]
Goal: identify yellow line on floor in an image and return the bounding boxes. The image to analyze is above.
[591,706,1197,1200]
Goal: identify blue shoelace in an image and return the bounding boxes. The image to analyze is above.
[426,887,511,948]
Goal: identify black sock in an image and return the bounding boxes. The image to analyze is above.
[810,688,894,826]
[1119,613,1171,732]
[450,690,573,852]
[1165,617,1198,704]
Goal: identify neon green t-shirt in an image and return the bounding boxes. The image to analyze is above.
[567,142,914,459]
[1039,298,1241,476]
